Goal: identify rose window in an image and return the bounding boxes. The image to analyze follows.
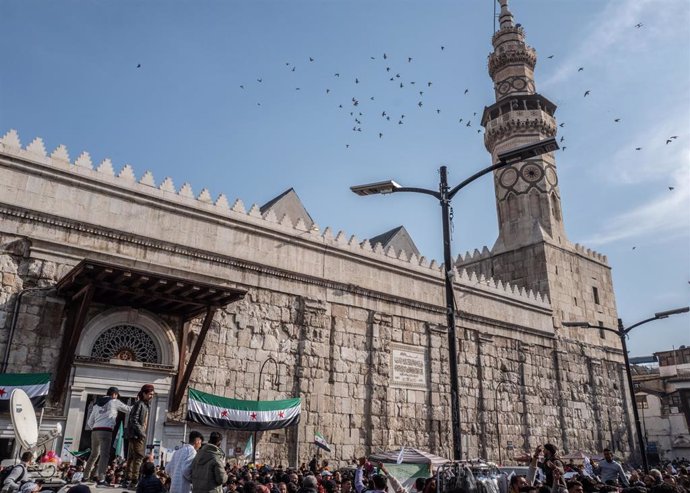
[91,325,160,363]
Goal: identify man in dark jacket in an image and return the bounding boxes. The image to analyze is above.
[122,384,155,488]
[191,431,227,493]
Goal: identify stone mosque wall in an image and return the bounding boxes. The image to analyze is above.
[0,131,632,465]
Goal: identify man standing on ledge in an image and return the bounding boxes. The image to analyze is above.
[84,386,131,487]
[122,384,155,489]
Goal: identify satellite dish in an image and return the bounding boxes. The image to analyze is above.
[10,389,38,450]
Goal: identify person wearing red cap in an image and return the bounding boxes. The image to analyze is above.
[122,384,155,489]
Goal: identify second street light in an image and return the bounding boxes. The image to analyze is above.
[563,306,689,473]
[351,137,558,460]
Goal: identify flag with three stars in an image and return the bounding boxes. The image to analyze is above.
[0,373,50,412]
[186,388,301,431]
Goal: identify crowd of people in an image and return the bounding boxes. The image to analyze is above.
[0,384,688,493]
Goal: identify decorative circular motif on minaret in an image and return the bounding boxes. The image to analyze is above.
[521,163,544,183]
[499,167,519,188]
[545,166,558,187]
[495,76,535,96]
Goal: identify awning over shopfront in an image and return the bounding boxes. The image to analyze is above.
[54,259,246,411]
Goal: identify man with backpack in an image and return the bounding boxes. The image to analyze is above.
[1,451,33,493]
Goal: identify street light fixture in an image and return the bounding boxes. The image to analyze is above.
[562,306,689,473]
[253,356,280,465]
[351,137,558,460]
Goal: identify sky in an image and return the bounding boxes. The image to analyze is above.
[1,0,688,357]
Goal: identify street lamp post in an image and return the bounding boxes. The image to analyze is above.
[351,137,558,460]
[563,306,689,473]
[253,356,279,464]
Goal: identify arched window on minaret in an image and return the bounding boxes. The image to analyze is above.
[550,192,562,221]
[529,189,541,220]
[506,192,518,221]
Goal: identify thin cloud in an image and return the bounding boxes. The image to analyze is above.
[540,0,686,92]
[583,163,690,246]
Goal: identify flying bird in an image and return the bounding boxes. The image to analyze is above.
[635,147,642,150]
[398,120,403,125]
[464,89,469,94]
[335,73,340,77]
[669,186,675,191]
[309,57,314,62]
[632,246,636,250]
[614,118,620,122]
[346,144,350,148]
[291,67,296,72]
[436,109,441,114]
[562,146,567,151]
[584,90,590,97]
[326,89,330,94]
[418,101,423,107]
[466,121,471,127]
[458,118,463,123]
[560,136,565,142]
[257,78,262,83]
[578,67,584,72]
[370,56,375,60]
[400,83,404,88]
[670,135,678,139]
[666,139,673,144]
[239,85,245,89]
[428,82,433,87]
[441,46,445,51]
[400,114,405,119]
[477,129,482,133]
[379,133,383,138]
[408,57,412,63]
[419,91,424,96]
[355,78,359,84]
[383,53,388,59]
[382,111,387,117]
[635,23,643,28]
[386,67,391,72]
[559,123,565,127]
[547,55,554,59]
[137,64,141,68]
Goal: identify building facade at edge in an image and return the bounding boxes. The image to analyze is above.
[633,348,690,463]
[0,0,634,466]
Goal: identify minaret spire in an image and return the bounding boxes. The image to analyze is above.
[498,0,515,29]
[480,1,566,252]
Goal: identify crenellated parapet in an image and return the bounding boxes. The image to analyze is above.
[0,129,551,310]
[488,42,537,79]
[572,243,609,265]
[483,109,557,151]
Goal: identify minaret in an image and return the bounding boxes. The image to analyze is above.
[481,0,566,253]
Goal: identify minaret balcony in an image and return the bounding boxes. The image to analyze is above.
[489,46,537,78]
[483,110,557,151]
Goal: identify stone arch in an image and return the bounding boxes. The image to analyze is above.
[506,192,518,222]
[76,307,179,368]
[550,192,562,221]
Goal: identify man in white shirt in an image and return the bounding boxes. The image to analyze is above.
[166,431,204,493]
[84,387,131,487]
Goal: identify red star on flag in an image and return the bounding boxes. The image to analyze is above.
[250,412,257,420]
[0,388,6,397]
[221,410,229,418]
[278,411,285,418]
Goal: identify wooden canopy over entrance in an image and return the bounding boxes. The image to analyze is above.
[54,259,246,411]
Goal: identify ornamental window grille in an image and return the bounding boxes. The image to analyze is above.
[91,325,160,363]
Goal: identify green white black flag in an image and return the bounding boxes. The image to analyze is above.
[0,373,50,411]
[187,388,301,431]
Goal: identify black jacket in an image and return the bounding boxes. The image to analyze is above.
[127,399,150,439]
[136,474,165,493]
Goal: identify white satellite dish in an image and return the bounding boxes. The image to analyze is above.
[10,389,38,450]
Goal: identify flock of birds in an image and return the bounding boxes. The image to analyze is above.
[131,21,679,160]
[230,47,486,150]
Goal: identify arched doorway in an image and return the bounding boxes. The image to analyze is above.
[61,308,179,464]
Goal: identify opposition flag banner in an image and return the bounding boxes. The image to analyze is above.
[0,373,50,412]
[314,432,331,452]
[187,388,301,431]
[243,435,253,458]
